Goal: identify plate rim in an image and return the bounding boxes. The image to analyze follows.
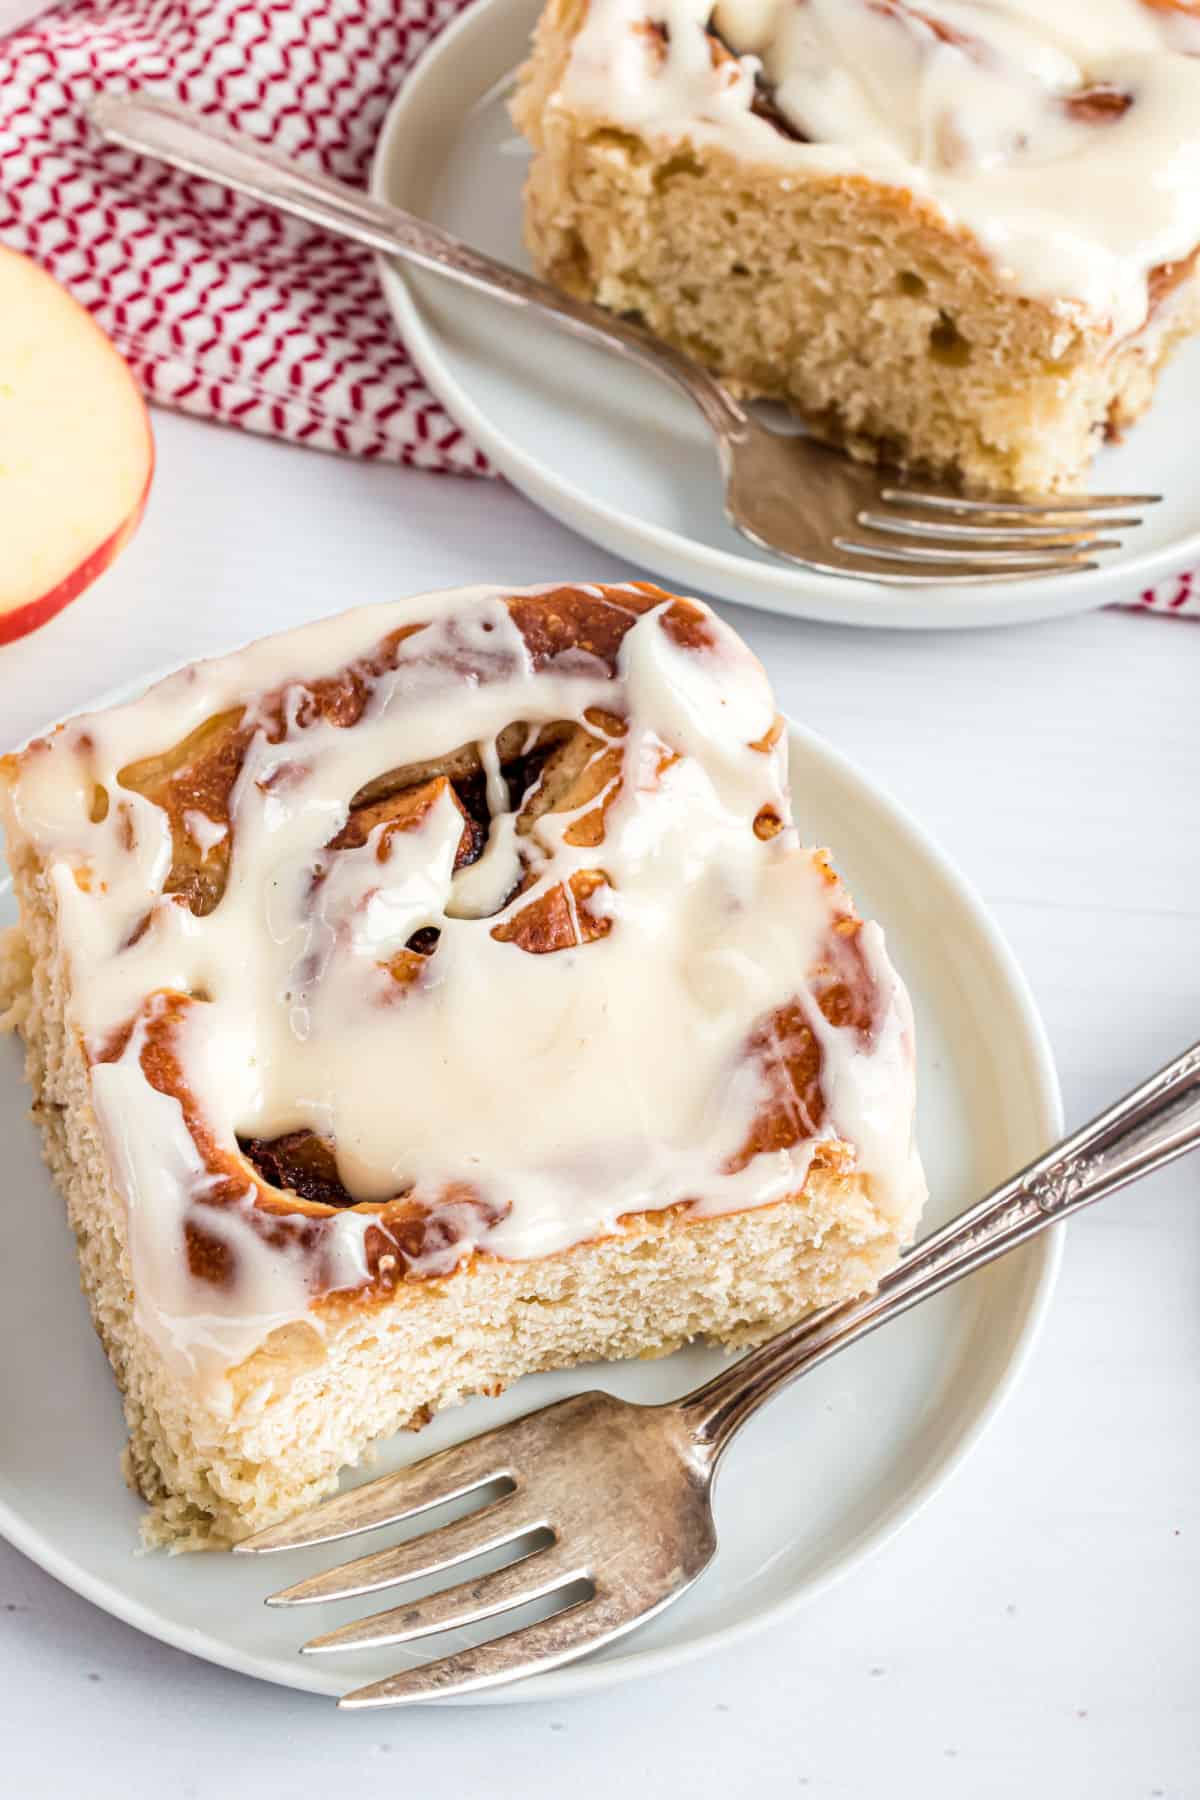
[368,0,1200,631]
[0,673,1063,1707]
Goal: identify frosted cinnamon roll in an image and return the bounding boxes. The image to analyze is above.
[513,0,1200,494]
[0,582,924,1546]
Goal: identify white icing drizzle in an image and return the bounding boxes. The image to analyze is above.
[182,808,228,856]
[9,584,924,1387]
[556,0,1200,333]
[92,1019,346,1407]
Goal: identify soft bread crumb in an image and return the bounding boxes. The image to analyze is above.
[511,0,1200,496]
[0,925,32,1032]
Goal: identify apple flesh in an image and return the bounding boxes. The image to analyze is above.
[0,247,154,647]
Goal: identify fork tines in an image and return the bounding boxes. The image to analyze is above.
[235,1396,672,1708]
[834,486,1160,584]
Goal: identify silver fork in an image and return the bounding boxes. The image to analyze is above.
[238,1041,1200,1707]
[88,92,1158,587]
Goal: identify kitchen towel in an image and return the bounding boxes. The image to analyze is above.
[1,0,489,472]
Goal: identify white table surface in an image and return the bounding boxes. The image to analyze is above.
[1,411,1196,1798]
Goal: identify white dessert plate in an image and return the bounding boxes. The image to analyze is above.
[0,694,1062,1706]
[369,0,1200,631]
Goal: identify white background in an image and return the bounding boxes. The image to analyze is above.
[1,411,1196,1797]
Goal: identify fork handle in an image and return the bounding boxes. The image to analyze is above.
[681,1041,1200,1455]
[86,92,744,439]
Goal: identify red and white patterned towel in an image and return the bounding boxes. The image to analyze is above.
[0,0,488,472]
[0,0,1195,614]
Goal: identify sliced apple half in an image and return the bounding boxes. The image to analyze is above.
[0,247,154,647]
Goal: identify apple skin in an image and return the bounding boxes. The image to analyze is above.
[0,451,154,649]
[0,251,155,649]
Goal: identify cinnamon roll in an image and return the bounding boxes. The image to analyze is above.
[0,583,924,1547]
[512,0,1200,495]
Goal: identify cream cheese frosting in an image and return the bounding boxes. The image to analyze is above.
[556,0,1200,333]
[8,585,924,1386]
